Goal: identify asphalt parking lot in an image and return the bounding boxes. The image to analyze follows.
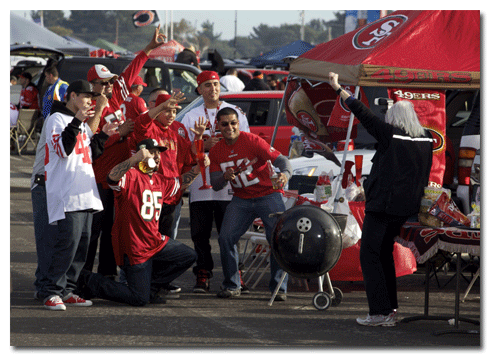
[10,153,481,349]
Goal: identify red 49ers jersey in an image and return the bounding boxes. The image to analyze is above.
[92,52,149,189]
[121,93,148,121]
[109,167,180,266]
[208,131,282,199]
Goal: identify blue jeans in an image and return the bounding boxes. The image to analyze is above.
[170,199,182,240]
[38,211,93,300]
[31,185,57,293]
[218,192,288,293]
[84,239,197,306]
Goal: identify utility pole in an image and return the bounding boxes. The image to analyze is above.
[234,10,238,58]
[170,10,173,40]
[300,10,305,41]
[115,18,119,45]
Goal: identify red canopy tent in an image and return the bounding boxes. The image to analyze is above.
[278,10,480,281]
[289,10,480,89]
[137,39,184,62]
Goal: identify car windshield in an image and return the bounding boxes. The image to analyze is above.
[176,96,204,122]
[168,68,198,96]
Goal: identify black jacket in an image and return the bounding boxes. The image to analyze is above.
[243,78,271,91]
[346,97,433,216]
[50,100,109,161]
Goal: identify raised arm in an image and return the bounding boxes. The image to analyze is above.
[108,148,152,183]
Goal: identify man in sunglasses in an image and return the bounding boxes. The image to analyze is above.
[83,25,166,282]
[180,71,250,294]
[208,107,292,300]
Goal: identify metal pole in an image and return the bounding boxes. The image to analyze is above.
[333,86,360,214]
[170,10,173,40]
[270,76,291,147]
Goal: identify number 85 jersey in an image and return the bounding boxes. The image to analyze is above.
[109,168,180,266]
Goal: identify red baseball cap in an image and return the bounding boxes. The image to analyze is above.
[87,64,118,82]
[132,76,147,87]
[155,93,172,107]
[196,71,219,86]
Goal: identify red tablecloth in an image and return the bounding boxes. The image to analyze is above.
[328,201,418,281]
[395,222,480,264]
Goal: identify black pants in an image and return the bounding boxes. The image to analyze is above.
[359,211,409,315]
[83,239,197,306]
[189,200,229,276]
[158,203,177,237]
[84,185,117,276]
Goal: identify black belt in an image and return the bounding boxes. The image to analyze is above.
[34,174,45,186]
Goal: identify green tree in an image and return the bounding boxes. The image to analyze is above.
[198,20,222,42]
[30,10,67,28]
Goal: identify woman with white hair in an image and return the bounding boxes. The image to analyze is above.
[328,72,434,327]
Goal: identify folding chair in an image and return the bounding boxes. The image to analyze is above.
[241,234,271,290]
[12,109,39,155]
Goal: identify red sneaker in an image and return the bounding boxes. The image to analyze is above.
[44,295,66,311]
[63,294,93,307]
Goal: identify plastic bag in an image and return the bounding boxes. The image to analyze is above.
[321,175,361,249]
[344,179,365,202]
[418,185,451,227]
[428,192,470,227]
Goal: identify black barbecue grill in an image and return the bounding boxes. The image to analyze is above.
[269,205,347,310]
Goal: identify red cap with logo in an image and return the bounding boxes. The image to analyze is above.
[196,71,219,86]
[87,64,118,82]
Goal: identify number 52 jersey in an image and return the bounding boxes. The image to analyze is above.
[109,168,180,266]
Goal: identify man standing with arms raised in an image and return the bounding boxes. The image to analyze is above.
[180,71,250,293]
[84,25,166,280]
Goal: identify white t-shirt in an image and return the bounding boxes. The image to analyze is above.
[220,75,245,92]
[44,111,103,224]
[180,101,250,203]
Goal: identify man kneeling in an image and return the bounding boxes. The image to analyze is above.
[78,128,208,306]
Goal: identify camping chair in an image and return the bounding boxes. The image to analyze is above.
[11,109,39,155]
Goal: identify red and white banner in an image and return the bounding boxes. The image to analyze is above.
[285,80,361,143]
[387,88,446,186]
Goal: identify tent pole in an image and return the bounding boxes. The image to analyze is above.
[333,85,360,214]
[270,75,291,147]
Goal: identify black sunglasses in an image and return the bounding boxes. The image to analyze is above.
[96,78,116,86]
[219,121,238,127]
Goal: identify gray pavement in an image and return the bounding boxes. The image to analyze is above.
[10,153,481,349]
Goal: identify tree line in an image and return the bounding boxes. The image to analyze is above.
[30,10,345,59]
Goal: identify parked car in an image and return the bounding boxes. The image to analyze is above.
[10,44,203,109]
[10,45,64,105]
[55,56,202,108]
[176,91,294,155]
[289,147,375,178]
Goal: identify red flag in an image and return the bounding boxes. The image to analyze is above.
[327,85,370,142]
[387,88,446,186]
[285,79,344,143]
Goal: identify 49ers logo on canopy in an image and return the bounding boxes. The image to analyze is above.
[352,14,408,50]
